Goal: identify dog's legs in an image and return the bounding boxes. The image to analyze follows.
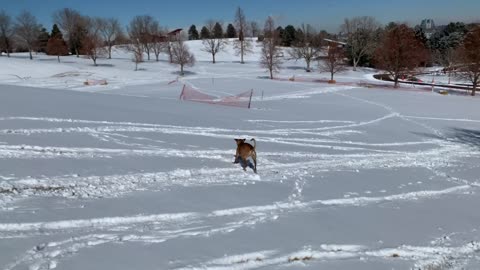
[252,152,257,174]
[241,158,247,171]
[233,148,240,164]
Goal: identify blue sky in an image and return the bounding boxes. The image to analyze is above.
[2,0,479,32]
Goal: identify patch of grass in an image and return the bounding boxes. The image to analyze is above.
[0,186,65,194]
[288,256,313,263]
[234,257,263,264]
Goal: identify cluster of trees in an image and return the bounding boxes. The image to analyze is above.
[339,17,480,95]
[0,8,126,64]
[1,8,479,95]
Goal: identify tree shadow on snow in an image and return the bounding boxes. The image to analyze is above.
[285,65,311,71]
[414,128,480,148]
[171,70,197,76]
[94,63,115,67]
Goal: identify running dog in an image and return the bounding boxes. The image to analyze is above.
[233,138,257,173]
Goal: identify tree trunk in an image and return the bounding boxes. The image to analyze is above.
[57,55,60,63]
[155,53,159,62]
[241,41,244,64]
[330,72,334,81]
[394,75,399,88]
[93,58,97,66]
[306,60,311,72]
[180,64,184,76]
[353,58,359,71]
[472,81,477,96]
[135,62,138,71]
[29,49,33,60]
[75,47,79,58]
[108,46,112,59]
[269,68,273,79]
[212,53,216,64]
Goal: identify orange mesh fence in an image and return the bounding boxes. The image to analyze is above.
[179,85,253,109]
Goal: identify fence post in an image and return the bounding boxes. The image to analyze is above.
[179,84,186,100]
[248,89,253,109]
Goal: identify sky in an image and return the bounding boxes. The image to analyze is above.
[1,0,479,32]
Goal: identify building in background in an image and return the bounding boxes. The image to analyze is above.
[420,19,436,38]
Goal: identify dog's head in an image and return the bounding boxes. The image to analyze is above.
[234,138,246,145]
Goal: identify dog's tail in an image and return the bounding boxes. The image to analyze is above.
[250,138,256,149]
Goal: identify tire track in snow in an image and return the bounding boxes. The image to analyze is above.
[0,183,476,270]
[175,241,480,270]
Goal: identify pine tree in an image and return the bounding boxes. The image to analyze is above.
[276,26,284,44]
[283,25,296,47]
[188,24,199,40]
[50,24,62,38]
[213,22,223,38]
[200,26,210,39]
[226,23,236,38]
[37,27,50,53]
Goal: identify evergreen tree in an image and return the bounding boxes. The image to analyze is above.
[188,24,199,40]
[276,26,284,44]
[50,24,62,38]
[213,22,223,38]
[37,27,50,53]
[282,25,296,46]
[200,26,210,39]
[414,26,428,48]
[69,23,86,55]
[226,23,236,38]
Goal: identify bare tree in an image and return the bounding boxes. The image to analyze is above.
[202,20,228,64]
[53,8,86,57]
[0,10,14,57]
[128,15,156,61]
[14,10,40,60]
[171,38,195,76]
[456,26,480,96]
[434,47,457,84]
[260,16,282,79]
[81,18,107,66]
[289,24,324,72]
[234,7,252,64]
[149,20,167,62]
[319,43,347,82]
[98,18,122,59]
[249,21,259,37]
[374,24,428,88]
[341,16,381,71]
[126,38,144,71]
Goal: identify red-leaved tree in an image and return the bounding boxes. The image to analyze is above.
[374,24,428,88]
[46,36,69,62]
[456,26,480,96]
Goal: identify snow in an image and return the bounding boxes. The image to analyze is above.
[1,40,480,270]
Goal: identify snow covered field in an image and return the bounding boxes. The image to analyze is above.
[1,40,480,270]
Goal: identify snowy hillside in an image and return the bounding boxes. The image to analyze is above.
[1,40,480,270]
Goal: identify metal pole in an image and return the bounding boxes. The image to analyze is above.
[248,89,253,109]
[179,84,186,100]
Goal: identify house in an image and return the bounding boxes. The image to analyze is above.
[420,19,436,38]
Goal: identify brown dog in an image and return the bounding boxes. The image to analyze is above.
[233,138,257,173]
